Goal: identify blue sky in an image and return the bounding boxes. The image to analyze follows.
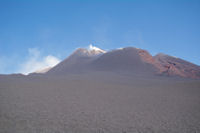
[0,0,200,74]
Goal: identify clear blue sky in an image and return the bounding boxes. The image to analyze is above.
[0,0,200,74]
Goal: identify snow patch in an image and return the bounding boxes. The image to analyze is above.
[88,44,106,53]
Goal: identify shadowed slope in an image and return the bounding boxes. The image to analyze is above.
[47,48,104,75]
[91,47,158,75]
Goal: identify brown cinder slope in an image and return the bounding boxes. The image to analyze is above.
[154,53,200,79]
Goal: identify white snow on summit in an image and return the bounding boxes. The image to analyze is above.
[88,44,106,53]
[71,44,106,57]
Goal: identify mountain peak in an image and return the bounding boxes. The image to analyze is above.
[88,44,106,53]
[72,45,106,57]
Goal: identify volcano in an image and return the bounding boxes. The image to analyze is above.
[44,46,200,79]
[0,46,200,133]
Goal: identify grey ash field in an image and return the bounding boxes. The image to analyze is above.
[0,47,200,133]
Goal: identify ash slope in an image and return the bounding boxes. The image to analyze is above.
[0,73,200,133]
[46,47,200,79]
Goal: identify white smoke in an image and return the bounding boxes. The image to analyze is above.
[18,48,60,75]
